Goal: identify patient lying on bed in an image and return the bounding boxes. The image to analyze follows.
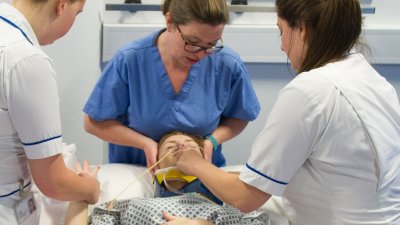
[64,131,268,225]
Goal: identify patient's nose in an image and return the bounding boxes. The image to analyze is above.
[177,143,187,150]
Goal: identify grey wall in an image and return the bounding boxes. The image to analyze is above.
[38,1,400,166]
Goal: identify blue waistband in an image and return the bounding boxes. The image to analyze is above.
[0,181,31,198]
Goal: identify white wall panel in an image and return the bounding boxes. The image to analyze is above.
[102,0,400,64]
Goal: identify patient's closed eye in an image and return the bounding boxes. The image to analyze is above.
[187,144,198,150]
[166,145,178,150]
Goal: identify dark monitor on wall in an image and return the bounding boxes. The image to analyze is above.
[231,0,248,5]
[124,0,141,3]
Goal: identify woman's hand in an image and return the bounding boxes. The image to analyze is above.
[203,139,214,162]
[162,211,214,225]
[142,138,159,173]
[175,148,206,177]
[75,160,101,204]
[75,160,100,178]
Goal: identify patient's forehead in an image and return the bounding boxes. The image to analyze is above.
[159,134,202,157]
[158,134,202,168]
[160,134,197,149]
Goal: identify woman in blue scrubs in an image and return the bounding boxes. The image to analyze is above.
[83,0,260,170]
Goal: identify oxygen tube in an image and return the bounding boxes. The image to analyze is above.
[106,140,205,210]
[106,149,175,210]
[154,166,198,195]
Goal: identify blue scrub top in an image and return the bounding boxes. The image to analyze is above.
[84,29,260,167]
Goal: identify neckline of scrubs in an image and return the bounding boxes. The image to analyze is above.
[152,46,201,103]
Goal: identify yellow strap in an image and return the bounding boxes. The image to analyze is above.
[106,149,173,210]
[106,146,205,210]
[155,169,197,184]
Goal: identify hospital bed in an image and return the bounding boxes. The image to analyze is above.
[94,164,290,225]
[34,144,289,225]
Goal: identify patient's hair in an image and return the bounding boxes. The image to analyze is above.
[157,131,205,160]
[161,0,229,26]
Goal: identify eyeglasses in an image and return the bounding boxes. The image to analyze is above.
[176,25,224,54]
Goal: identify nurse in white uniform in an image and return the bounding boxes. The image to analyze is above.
[0,0,100,224]
[169,0,400,224]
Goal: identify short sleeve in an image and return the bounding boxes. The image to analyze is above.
[240,83,323,196]
[83,53,130,121]
[8,54,62,159]
[222,57,260,121]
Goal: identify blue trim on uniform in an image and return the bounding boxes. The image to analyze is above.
[22,135,62,146]
[246,163,288,185]
[0,181,31,198]
[0,15,33,45]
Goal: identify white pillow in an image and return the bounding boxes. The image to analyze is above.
[96,163,154,201]
[95,164,242,205]
[220,165,243,172]
[96,164,243,204]
[88,163,154,214]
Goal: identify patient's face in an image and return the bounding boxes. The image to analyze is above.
[158,134,203,168]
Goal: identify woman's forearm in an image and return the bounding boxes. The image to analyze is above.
[191,159,270,213]
[29,155,100,204]
[64,201,88,225]
[83,114,152,149]
[211,118,248,144]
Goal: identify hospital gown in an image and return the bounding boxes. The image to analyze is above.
[89,194,268,225]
